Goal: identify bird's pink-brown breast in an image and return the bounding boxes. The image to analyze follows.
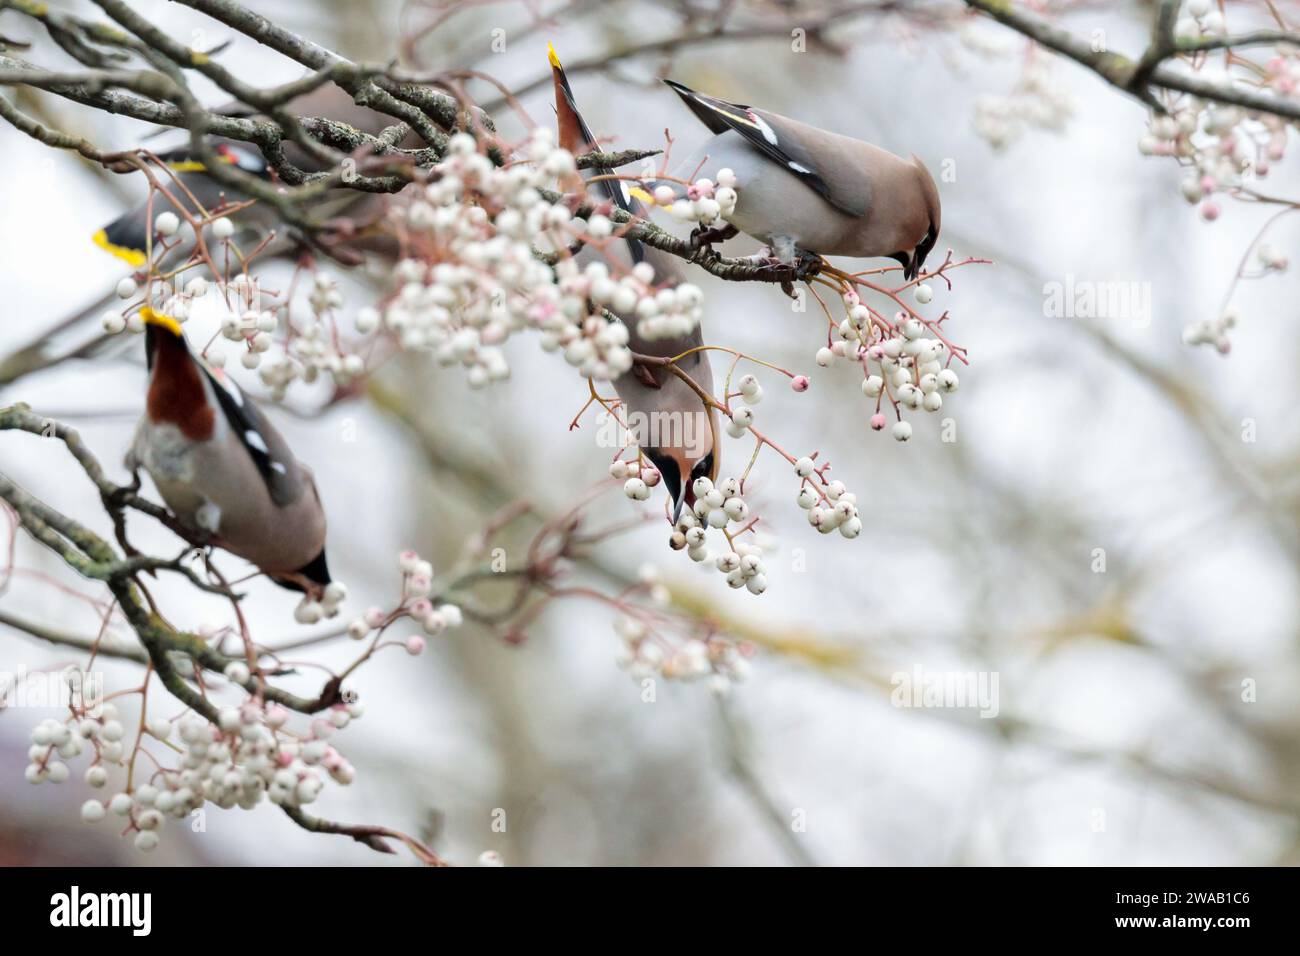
[146,334,215,441]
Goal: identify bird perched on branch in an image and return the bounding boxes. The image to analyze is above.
[93,84,416,270]
[1,84,413,387]
[128,307,332,596]
[90,141,277,270]
[549,43,720,522]
[664,79,941,280]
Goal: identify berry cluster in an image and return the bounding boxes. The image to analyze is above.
[377,129,702,385]
[340,548,465,655]
[792,456,864,539]
[658,168,740,226]
[29,686,363,855]
[722,372,765,437]
[969,49,1074,151]
[821,287,961,440]
[29,545,470,854]
[613,568,753,693]
[97,130,710,399]
[1132,4,1297,351]
[616,456,662,501]
[214,273,280,372]
[262,272,368,396]
[293,580,348,625]
[1182,307,1237,354]
[675,477,771,592]
[102,269,211,336]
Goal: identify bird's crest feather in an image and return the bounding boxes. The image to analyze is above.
[140,306,183,337]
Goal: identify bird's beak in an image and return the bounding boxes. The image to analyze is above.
[671,455,694,525]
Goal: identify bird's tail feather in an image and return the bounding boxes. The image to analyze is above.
[548,42,647,263]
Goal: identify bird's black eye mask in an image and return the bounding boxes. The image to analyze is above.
[691,453,714,484]
[644,448,680,505]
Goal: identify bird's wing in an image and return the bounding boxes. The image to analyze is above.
[201,365,303,507]
[663,80,864,217]
[549,43,647,264]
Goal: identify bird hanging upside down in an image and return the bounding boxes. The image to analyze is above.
[549,43,721,522]
[128,308,332,596]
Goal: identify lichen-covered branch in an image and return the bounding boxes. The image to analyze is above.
[965,0,1300,120]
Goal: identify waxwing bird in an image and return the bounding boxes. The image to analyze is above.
[664,80,941,279]
[0,84,412,387]
[549,44,720,521]
[129,307,331,594]
[94,83,416,270]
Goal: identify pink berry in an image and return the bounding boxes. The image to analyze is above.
[405,636,426,656]
[1201,201,1220,221]
[870,413,886,431]
[790,375,810,392]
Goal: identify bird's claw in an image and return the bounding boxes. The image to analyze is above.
[689,222,738,250]
[754,248,822,289]
[688,223,739,266]
[689,243,722,266]
[794,249,824,281]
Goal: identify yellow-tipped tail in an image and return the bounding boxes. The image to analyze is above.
[164,159,208,173]
[547,41,562,69]
[91,229,147,268]
[139,306,183,337]
[628,186,659,206]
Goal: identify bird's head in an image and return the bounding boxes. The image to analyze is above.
[639,397,721,525]
[141,305,186,364]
